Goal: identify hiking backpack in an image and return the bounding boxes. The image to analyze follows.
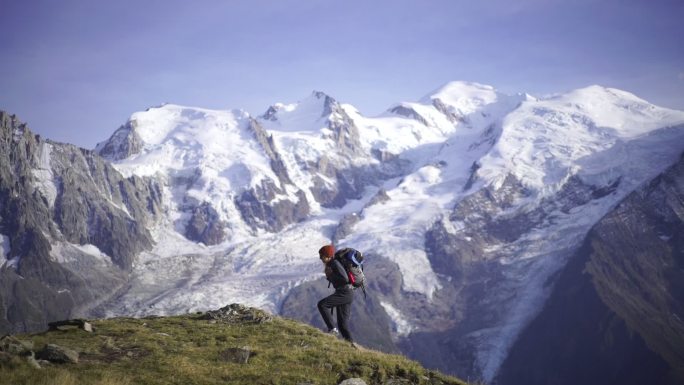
[334,247,367,297]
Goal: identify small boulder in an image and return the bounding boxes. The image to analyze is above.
[218,346,251,364]
[0,335,33,354]
[102,337,119,351]
[339,379,367,385]
[82,321,93,332]
[26,353,42,369]
[47,319,93,332]
[36,344,79,364]
[200,304,273,324]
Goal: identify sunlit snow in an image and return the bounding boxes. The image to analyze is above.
[31,143,58,207]
[0,234,9,267]
[381,301,415,336]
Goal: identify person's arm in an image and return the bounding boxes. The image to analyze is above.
[324,265,333,281]
[332,259,349,284]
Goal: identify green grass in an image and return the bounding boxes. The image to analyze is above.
[0,309,467,385]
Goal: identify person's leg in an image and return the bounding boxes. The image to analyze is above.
[318,290,350,331]
[317,297,335,330]
[336,301,353,341]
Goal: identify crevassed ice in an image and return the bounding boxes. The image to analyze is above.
[380,301,414,336]
[0,234,9,266]
[31,143,58,207]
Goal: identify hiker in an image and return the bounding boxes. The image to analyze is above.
[317,244,356,345]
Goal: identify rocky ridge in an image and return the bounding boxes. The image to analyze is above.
[0,111,161,333]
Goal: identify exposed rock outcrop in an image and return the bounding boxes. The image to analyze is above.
[247,118,293,188]
[95,120,143,161]
[185,202,226,245]
[0,111,160,334]
[198,303,273,324]
[431,98,465,124]
[389,105,430,127]
[235,182,310,232]
[36,344,79,364]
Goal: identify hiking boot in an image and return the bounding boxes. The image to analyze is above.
[328,328,339,337]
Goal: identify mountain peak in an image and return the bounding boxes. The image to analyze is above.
[557,84,647,105]
[310,90,334,100]
[422,81,497,100]
[538,85,684,137]
[259,91,344,129]
[95,119,143,161]
[431,80,495,93]
[309,90,340,115]
[418,81,502,117]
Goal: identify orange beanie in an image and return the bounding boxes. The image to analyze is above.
[319,245,335,259]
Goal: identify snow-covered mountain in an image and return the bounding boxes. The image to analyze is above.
[3,81,684,382]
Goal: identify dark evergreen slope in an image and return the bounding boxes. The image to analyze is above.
[0,112,161,334]
[497,153,684,385]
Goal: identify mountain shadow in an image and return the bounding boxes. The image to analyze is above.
[497,153,684,385]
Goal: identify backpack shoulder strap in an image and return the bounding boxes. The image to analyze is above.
[334,248,350,259]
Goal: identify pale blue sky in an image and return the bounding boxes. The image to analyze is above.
[1,0,683,148]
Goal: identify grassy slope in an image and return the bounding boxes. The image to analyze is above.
[0,307,467,385]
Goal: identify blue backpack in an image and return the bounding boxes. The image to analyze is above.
[334,248,366,297]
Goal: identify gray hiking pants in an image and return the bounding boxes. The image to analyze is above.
[317,285,354,341]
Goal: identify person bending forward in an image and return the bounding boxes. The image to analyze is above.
[317,244,355,344]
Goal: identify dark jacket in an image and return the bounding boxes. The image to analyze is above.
[325,259,350,289]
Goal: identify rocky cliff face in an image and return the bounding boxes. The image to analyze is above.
[267,92,407,210]
[496,153,684,385]
[95,120,144,161]
[235,182,310,233]
[94,105,314,244]
[0,111,161,334]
